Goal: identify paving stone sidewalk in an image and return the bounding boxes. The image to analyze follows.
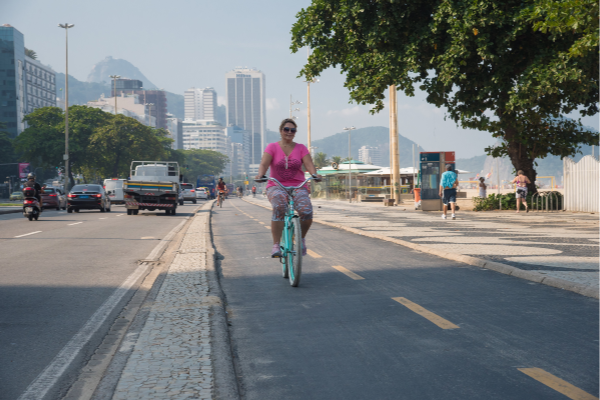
[111,207,215,400]
[245,195,599,294]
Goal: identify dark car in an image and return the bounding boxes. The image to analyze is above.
[67,184,111,213]
[41,186,67,210]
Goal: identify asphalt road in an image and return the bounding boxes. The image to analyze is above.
[0,202,200,400]
[214,198,599,400]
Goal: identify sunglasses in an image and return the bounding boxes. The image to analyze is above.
[283,127,297,133]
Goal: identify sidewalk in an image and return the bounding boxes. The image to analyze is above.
[0,205,21,215]
[101,202,236,400]
[244,196,599,298]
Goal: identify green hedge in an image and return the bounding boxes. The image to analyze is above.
[473,192,563,211]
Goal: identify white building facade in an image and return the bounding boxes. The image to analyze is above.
[166,114,183,150]
[184,87,217,121]
[87,93,156,127]
[24,56,57,115]
[225,67,266,166]
[358,145,382,165]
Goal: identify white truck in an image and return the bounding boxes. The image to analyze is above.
[123,161,181,215]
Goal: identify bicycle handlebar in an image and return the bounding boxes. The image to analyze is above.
[254,175,320,191]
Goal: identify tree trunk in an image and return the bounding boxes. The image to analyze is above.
[504,125,538,194]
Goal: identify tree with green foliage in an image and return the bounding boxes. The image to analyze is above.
[88,114,170,178]
[24,48,37,60]
[178,149,229,183]
[14,107,65,172]
[291,0,598,193]
[0,122,17,164]
[330,156,343,165]
[313,152,329,169]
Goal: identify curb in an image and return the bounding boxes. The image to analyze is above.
[205,200,241,399]
[242,198,599,300]
[0,208,21,215]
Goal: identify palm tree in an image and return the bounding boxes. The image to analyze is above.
[25,48,37,60]
[331,156,343,165]
[313,152,329,169]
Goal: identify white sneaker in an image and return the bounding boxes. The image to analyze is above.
[442,214,447,219]
[451,214,456,220]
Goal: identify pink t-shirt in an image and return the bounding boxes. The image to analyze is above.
[265,142,309,188]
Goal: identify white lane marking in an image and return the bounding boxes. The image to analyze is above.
[116,214,125,216]
[68,222,83,226]
[14,231,42,238]
[99,218,107,220]
[17,261,153,400]
[16,212,192,400]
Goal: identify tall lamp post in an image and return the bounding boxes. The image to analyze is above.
[289,96,301,118]
[343,126,356,202]
[305,77,318,156]
[58,23,74,192]
[109,75,121,114]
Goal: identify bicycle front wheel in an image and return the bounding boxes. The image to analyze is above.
[287,216,303,287]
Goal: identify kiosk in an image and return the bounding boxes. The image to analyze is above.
[420,151,455,211]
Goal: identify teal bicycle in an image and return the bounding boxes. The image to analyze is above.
[256,175,317,287]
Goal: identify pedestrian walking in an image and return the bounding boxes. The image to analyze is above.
[512,170,530,213]
[251,185,256,197]
[439,164,458,220]
[478,177,487,198]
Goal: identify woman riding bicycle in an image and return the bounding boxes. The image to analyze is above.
[216,177,227,203]
[256,118,321,258]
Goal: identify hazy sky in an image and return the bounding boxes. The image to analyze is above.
[3,0,598,159]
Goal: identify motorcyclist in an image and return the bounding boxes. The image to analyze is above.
[23,173,43,210]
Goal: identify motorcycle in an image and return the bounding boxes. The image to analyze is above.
[22,187,41,221]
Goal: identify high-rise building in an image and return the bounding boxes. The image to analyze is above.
[0,25,57,138]
[225,67,266,165]
[166,114,183,150]
[184,87,217,121]
[112,78,167,129]
[358,145,382,165]
[182,119,228,154]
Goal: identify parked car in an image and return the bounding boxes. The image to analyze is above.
[195,187,208,200]
[103,178,126,204]
[67,184,111,213]
[41,186,67,210]
[10,192,24,201]
[180,183,197,204]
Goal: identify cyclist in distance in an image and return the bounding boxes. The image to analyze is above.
[255,118,321,257]
[216,177,227,203]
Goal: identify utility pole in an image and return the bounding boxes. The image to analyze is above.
[58,23,74,192]
[389,85,400,204]
[306,48,319,155]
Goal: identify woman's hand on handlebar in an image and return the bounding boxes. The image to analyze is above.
[311,174,323,182]
[254,175,268,182]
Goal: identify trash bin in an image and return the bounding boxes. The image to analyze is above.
[414,188,421,202]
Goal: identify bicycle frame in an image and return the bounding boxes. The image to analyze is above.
[257,176,316,285]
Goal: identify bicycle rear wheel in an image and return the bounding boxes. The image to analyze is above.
[287,216,303,287]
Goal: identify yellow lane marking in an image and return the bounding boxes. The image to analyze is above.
[392,297,459,329]
[307,249,322,258]
[518,368,598,400]
[259,221,265,225]
[265,226,271,229]
[332,265,364,280]
[141,237,155,240]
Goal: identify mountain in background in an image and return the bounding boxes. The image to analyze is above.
[87,56,158,88]
[54,60,186,120]
[311,126,423,168]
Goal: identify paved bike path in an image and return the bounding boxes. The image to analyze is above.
[213,198,598,400]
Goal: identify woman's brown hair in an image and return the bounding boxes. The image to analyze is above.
[279,118,297,131]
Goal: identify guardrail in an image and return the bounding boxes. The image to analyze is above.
[532,191,563,212]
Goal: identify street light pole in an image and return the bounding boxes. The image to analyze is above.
[58,23,74,192]
[344,126,356,202]
[305,48,319,156]
[109,75,121,114]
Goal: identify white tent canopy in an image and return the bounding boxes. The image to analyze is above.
[364,167,470,175]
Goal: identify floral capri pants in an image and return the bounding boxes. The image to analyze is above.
[266,186,313,221]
